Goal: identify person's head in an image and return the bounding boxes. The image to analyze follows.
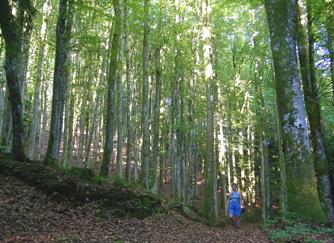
[231,183,238,191]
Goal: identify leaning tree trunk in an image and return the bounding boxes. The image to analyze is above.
[0,0,31,161]
[100,0,122,177]
[265,0,326,221]
[45,0,74,163]
[296,0,334,223]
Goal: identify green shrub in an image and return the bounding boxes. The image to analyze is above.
[112,176,128,189]
[263,215,334,242]
[92,175,108,185]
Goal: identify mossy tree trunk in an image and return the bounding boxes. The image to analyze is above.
[265,0,326,222]
[202,0,218,224]
[296,0,334,223]
[100,0,122,177]
[140,0,151,189]
[0,0,34,161]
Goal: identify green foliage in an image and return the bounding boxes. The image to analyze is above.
[67,166,95,182]
[97,207,108,219]
[112,176,129,189]
[92,175,108,185]
[262,214,334,242]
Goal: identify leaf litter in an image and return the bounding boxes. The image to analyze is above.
[0,174,269,242]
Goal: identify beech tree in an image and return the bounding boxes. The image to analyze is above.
[45,0,74,163]
[265,0,326,221]
[0,0,35,161]
[2,0,334,225]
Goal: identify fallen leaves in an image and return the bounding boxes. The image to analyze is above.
[0,174,270,242]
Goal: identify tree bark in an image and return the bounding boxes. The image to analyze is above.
[45,0,74,163]
[296,0,334,223]
[124,0,133,183]
[202,0,218,224]
[28,0,51,160]
[100,0,122,177]
[265,0,326,221]
[323,0,334,101]
[152,37,162,194]
[0,0,32,161]
[140,0,150,189]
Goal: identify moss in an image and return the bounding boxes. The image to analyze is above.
[286,176,327,223]
[66,166,95,182]
[0,153,162,219]
[203,176,218,226]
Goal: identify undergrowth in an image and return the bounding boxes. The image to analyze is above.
[262,213,334,242]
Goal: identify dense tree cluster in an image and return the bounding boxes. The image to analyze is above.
[1,0,334,224]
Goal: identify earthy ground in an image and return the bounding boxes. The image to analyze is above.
[0,174,269,243]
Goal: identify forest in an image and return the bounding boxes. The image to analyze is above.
[1,0,334,242]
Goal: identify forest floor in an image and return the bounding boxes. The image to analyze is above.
[0,174,269,243]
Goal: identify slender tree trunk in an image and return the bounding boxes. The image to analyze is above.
[265,0,326,221]
[39,79,49,159]
[84,69,102,168]
[202,0,218,224]
[45,0,74,163]
[256,81,271,221]
[152,36,162,193]
[124,0,133,183]
[28,0,51,160]
[217,81,227,212]
[323,0,334,101]
[252,23,271,220]
[100,0,122,177]
[140,0,150,189]
[116,64,124,178]
[78,74,89,163]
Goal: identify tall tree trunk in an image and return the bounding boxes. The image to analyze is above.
[0,0,33,161]
[202,0,218,224]
[39,78,49,159]
[253,22,271,221]
[116,64,124,178]
[100,0,122,177]
[323,0,334,101]
[296,0,334,222]
[84,69,102,168]
[256,81,271,221]
[265,0,326,221]
[78,72,89,163]
[217,80,227,212]
[152,34,162,194]
[45,0,74,163]
[124,0,133,183]
[28,0,51,160]
[140,0,150,189]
